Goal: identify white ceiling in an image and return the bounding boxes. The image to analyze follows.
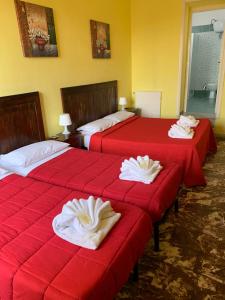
[192,9,225,26]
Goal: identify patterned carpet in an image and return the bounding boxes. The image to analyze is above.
[116,139,225,300]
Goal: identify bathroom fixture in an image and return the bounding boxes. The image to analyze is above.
[211,18,224,38]
[207,83,217,99]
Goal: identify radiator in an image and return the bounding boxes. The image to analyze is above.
[135,91,161,117]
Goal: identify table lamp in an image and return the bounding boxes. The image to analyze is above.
[59,113,72,134]
[119,97,127,111]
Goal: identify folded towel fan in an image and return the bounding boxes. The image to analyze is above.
[119,155,163,184]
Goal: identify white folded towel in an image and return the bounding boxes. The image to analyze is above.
[52,196,121,250]
[168,124,194,139]
[119,155,163,184]
[177,115,199,127]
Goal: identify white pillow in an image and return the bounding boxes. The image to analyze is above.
[0,140,69,168]
[0,167,9,176]
[77,118,115,134]
[104,111,135,123]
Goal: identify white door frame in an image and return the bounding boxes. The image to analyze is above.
[185,11,225,116]
[184,32,194,113]
[215,31,225,117]
[177,0,225,117]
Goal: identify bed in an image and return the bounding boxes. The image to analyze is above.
[61,81,217,187]
[89,116,216,187]
[0,91,182,251]
[28,148,182,225]
[0,172,151,300]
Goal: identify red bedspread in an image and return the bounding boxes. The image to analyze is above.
[90,116,217,186]
[29,149,182,222]
[0,174,151,300]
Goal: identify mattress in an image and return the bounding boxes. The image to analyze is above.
[0,174,151,300]
[29,148,183,222]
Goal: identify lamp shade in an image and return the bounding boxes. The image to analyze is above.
[119,97,127,106]
[59,113,72,126]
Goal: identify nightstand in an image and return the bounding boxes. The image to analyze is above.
[50,132,84,148]
[125,107,141,116]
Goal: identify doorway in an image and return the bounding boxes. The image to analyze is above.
[185,9,225,118]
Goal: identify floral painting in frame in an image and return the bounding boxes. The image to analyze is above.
[15,0,58,57]
[90,20,111,58]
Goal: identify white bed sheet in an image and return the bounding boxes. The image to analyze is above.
[0,171,13,180]
[83,134,93,149]
[0,147,71,177]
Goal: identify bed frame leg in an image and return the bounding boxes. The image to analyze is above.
[132,262,139,281]
[154,222,160,251]
[174,198,179,214]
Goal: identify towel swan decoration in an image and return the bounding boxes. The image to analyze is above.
[52,196,121,249]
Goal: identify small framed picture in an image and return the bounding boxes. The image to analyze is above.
[90,20,111,58]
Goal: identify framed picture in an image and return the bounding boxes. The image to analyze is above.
[15,0,58,57]
[90,20,111,58]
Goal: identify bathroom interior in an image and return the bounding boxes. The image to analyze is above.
[186,9,225,118]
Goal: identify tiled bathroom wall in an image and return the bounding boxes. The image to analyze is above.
[189,27,221,92]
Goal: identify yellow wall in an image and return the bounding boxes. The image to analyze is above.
[2,0,225,136]
[131,0,225,134]
[131,0,183,118]
[0,0,131,136]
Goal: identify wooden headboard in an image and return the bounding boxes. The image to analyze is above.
[61,81,118,130]
[0,92,45,154]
